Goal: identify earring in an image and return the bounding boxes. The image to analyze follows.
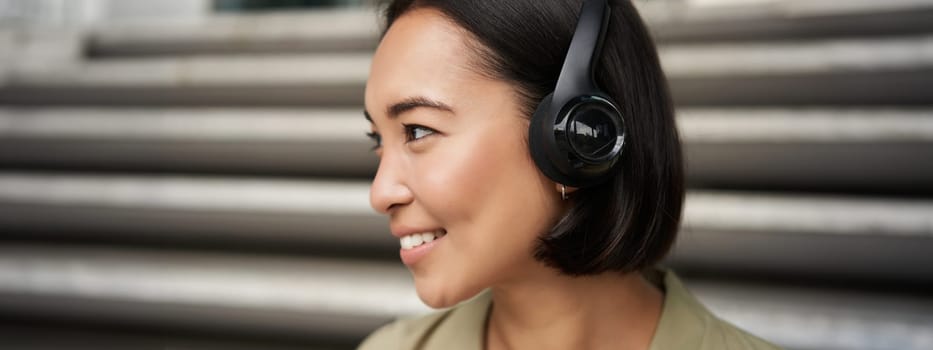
[560,184,568,200]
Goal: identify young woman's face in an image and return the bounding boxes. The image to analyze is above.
[365,9,567,308]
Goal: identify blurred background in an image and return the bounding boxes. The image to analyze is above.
[1,0,932,349]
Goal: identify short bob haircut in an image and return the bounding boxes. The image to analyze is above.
[380,0,685,276]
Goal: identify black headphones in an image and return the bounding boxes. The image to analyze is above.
[528,0,625,188]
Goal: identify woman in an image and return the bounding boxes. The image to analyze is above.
[360,0,780,349]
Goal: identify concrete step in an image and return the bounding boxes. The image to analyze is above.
[664,35,933,106]
[0,53,370,106]
[4,34,933,106]
[672,191,933,284]
[1,172,931,283]
[0,323,334,350]
[0,244,422,344]
[3,107,930,192]
[679,108,933,192]
[684,277,933,350]
[82,1,933,59]
[0,108,377,176]
[641,0,933,43]
[87,9,381,58]
[0,243,930,350]
[660,35,933,78]
[0,172,393,251]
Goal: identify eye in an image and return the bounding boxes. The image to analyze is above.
[365,131,382,151]
[404,124,437,143]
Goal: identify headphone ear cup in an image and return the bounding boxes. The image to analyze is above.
[529,93,626,188]
[528,93,573,186]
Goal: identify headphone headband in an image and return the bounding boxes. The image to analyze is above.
[553,0,610,105]
[528,0,625,189]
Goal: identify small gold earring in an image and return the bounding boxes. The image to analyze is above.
[561,184,568,200]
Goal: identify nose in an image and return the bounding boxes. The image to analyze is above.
[369,151,414,215]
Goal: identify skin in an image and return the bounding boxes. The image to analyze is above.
[365,8,663,350]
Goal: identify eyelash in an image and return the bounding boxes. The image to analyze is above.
[365,124,437,151]
[404,123,436,142]
[365,131,381,151]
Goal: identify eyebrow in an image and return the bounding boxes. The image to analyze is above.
[364,96,454,123]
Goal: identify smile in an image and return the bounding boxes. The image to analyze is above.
[400,229,447,250]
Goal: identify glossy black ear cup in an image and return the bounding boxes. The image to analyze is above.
[528,0,625,188]
[529,93,567,185]
[563,96,623,162]
[529,93,625,188]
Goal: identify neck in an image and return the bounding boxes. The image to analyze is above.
[485,267,663,350]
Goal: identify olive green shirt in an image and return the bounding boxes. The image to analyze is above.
[358,270,782,350]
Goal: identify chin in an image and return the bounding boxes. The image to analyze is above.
[413,274,484,309]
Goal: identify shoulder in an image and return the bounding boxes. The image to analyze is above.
[356,291,492,350]
[649,269,783,350]
[356,310,451,350]
[702,316,782,350]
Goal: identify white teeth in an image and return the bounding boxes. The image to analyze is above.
[410,234,424,246]
[400,236,412,249]
[399,229,445,250]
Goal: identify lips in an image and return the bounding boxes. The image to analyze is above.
[393,227,447,266]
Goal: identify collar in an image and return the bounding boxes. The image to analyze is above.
[419,269,710,350]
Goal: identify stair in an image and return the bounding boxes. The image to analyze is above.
[1,1,932,349]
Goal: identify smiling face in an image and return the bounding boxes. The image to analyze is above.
[365,9,568,308]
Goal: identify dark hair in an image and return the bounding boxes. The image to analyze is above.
[381,0,684,276]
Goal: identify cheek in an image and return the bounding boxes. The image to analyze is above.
[403,116,564,307]
[414,123,535,222]
[413,119,559,256]
[414,142,488,221]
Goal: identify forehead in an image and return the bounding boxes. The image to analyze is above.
[365,9,479,116]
